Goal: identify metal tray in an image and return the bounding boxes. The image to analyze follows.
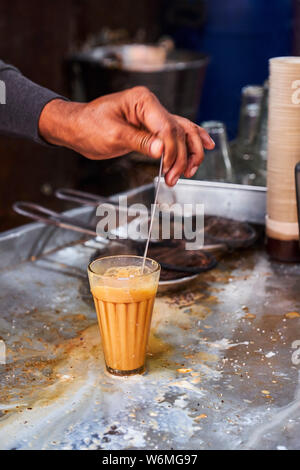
[156,179,266,225]
[0,181,299,451]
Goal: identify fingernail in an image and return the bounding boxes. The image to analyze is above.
[150,138,163,157]
[190,166,198,177]
[209,137,215,146]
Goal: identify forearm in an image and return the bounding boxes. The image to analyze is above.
[38,99,84,150]
[0,60,67,144]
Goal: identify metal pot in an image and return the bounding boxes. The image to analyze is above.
[67,44,209,121]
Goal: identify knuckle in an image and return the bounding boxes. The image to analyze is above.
[108,126,123,142]
[177,126,185,140]
[186,124,199,136]
[132,85,152,98]
[164,121,177,137]
[181,117,192,129]
[139,133,151,151]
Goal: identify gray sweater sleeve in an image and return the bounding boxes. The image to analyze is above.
[0,60,67,145]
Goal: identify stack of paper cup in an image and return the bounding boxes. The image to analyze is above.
[266,57,300,261]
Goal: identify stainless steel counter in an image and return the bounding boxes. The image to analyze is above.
[0,183,299,450]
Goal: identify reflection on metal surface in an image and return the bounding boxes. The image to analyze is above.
[0,340,5,364]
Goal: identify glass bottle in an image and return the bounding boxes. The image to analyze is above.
[230,85,263,184]
[245,80,269,186]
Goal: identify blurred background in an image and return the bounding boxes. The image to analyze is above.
[0,0,298,230]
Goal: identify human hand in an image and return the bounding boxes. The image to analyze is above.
[39,87,214,186]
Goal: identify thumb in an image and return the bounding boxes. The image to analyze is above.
[125,126,163,159]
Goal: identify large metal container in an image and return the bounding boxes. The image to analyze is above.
[67,44,209,121]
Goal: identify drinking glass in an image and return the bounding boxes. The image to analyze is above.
[88,255,160,376]
[194,121,234,183]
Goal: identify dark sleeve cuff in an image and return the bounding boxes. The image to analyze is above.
[0,66,68,145]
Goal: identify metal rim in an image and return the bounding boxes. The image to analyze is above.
[158,273,198,287]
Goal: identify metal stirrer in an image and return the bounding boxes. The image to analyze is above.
[141,154,164,273]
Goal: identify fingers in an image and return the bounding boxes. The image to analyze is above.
[198,127,215,150]
[125,118,188,186]
[120,119,188,186]
[163,126,188,186]
[123,124,164,159]
[160,123,177,175]
[174,118,205,178]
[184,127,204,178]
[131,89,181,178]
[128,88,182,179]
[127,118,213,185]
[173,116,215,179]
[124,87,215,185]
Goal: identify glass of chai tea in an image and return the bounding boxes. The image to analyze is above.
[88,255,160,376]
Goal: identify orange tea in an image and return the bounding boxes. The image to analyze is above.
[88,256,160,376]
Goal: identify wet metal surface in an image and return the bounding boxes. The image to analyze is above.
[0,189,300,450]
